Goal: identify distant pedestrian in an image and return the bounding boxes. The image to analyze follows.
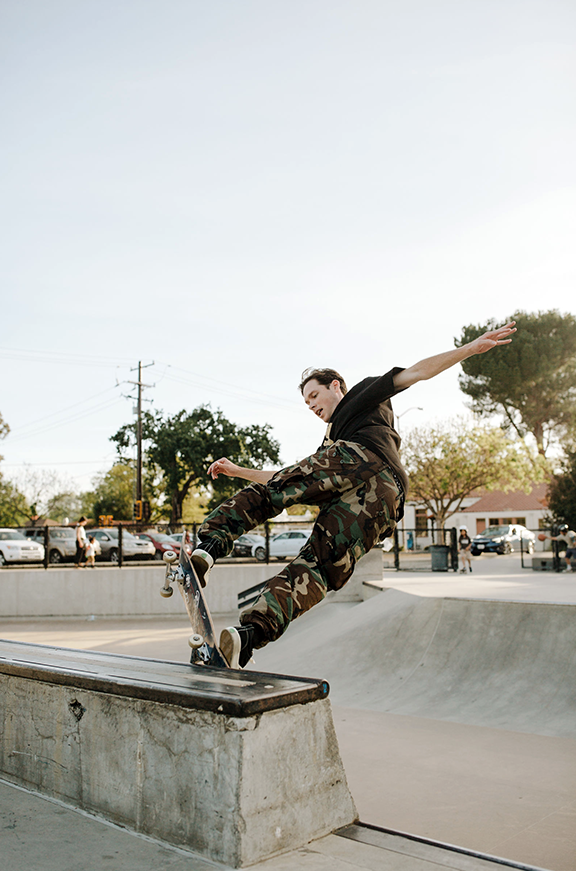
[458,526,472,573]
[85,535,97,568]
[74,516,88,568]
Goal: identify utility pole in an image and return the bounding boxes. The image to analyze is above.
[136,361,143,504]
[128,361,154,523]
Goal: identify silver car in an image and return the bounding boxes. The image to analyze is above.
[23,527,77,564]
[87,528,155,562]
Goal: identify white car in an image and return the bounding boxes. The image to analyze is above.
[0,529,45,566]
[232,534,267,560]
[269,530,311,559]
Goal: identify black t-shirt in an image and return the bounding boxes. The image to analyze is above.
[320,368,409,497]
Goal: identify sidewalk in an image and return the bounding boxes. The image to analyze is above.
[382,551,576,604]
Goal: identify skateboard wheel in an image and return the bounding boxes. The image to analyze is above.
[189,633,204,649]
[160,586,174,598]
[163,550,179,565]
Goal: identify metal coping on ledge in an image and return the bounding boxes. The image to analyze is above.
[0,639,329,717]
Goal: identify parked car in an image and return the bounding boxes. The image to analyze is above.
[135,531,182,560]
[86,529,155,562]
[0,529,44,565]
[269,530,311,559]
[232,534,267,561]
[23,527,77,564]
[471,524,535,556]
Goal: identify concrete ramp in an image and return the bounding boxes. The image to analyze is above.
[0,640,357,867]
[252,590,576,738]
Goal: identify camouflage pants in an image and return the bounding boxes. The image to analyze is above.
[199,440,402,647]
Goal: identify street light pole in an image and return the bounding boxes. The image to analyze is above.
[395,406,423,554]
[395,406,423,434]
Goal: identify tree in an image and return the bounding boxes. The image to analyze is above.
[547,451,576,529]
[83,462,138,522]
[44,490,86,525]
[456,310,576,456]
[10,468,81,523]
[0,411,9,447]
[0,412,29,525]
[0,477,30,526]
[112,406,281,525]
[401,418,546,528]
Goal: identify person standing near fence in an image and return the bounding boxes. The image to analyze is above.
[74,516,88,568]
[192,321,517,668]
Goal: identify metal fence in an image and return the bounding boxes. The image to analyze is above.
[0,522,566,572]
[1,519,314,569]
[382,527,459,572]
[383,526,570,572]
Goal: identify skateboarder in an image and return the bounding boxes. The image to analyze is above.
[193,322,517,668]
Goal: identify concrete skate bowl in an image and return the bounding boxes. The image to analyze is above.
[253,590,576,738]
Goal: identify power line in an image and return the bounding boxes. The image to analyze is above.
[4,396,125,444]
[1,460,114,467]
[7,386,120,433]
[0,346,302,411]
[0,347,134,368]
[157,363,301,410]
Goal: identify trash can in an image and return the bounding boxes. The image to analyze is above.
[430,544,450,572]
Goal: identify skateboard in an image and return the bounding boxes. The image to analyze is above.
[160,538,228,667]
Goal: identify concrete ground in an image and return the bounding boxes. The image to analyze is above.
[1,552,575,870]
[1,779,528,871]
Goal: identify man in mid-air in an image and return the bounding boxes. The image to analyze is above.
[191,322,517,668]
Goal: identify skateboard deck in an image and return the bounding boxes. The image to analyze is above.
[160,539,228,668]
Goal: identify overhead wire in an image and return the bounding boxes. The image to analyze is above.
[0,347,134,368]
[5,396,125,444]
[7,386,121,435]
[156,362,301,410]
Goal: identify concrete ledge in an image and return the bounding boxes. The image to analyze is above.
[0,640,357,867]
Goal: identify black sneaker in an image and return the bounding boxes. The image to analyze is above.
[191,539,220,588]
[220,625,256,669]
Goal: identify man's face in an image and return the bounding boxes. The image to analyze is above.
[302,378,344,423]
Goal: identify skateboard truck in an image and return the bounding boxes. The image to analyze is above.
[161,550,207,651]
[160,549,180,597]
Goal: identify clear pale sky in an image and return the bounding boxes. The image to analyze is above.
[1,0,575,499]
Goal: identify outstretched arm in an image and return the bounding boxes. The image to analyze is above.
[393,321,516,390]
[207,457,278,484]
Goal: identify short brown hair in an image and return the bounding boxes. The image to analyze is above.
[298,368,347,395]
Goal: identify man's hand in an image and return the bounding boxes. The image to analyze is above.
[208,458,241,480]
[470,321,516,355]
[394,321,517,390]
[207,457,278,485]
